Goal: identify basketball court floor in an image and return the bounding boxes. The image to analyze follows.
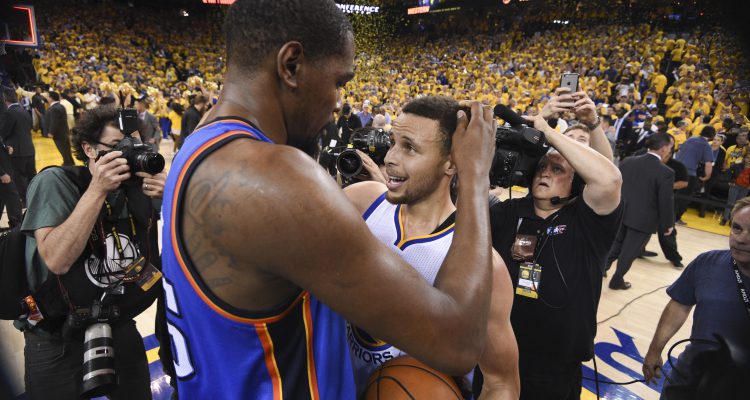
[0,133,730,399]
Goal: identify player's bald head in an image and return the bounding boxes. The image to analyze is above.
[224,0,353,73]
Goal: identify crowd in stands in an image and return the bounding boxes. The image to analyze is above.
[4,0,750,217]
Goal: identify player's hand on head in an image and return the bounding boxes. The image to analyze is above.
[454,100,496,179]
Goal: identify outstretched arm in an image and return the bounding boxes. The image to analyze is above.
[642,300,692,384]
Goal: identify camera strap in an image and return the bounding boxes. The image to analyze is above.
[731,259,750,321]
[89,198,137,260]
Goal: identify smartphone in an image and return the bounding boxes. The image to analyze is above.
[560,73,579,92]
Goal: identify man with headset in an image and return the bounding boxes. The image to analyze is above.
[489,100,623,399]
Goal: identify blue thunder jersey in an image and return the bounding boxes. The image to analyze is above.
[347,192,456,393]
[161,117,355,400]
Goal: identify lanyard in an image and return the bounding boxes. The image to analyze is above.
[732,259,750,321]
[88,199,137,259]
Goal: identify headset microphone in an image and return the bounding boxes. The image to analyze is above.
[550,196,574,205]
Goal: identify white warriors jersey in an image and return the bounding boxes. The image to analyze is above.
[347,192,456,393]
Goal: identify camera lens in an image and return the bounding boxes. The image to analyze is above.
[81,323,117,397]
[134,152,166,175]
[336,150,363,178]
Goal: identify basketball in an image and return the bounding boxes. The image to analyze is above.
[363,356,463,400]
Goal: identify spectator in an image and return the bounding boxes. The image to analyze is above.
[179,95,207,148]
[43,91,74,166]
[357,100,373,127]
[336,102,362,144]
[30,87,47,137]
[0,134,22,230]
[58,89,76,130]
[607,134,675,289]
[674,126,716,224]
[0,87,36,205]
[668,119,689,151]
[723,131,748,171]
[168,102,184,153]
[135,98,160,152]
[722,154,750,225]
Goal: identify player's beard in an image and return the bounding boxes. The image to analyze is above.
[386,168,444,205]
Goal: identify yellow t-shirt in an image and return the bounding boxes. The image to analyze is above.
[168,111,182,135]
[652,74,668,93]
[669,128,687,150]
[724,145,748,170]
[691,123,707,137]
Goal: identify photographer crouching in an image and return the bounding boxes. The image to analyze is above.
[18,105,166,399]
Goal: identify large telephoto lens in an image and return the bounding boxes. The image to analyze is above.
[81,323,117,398]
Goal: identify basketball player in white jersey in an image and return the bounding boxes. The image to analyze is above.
[344,96,520,399]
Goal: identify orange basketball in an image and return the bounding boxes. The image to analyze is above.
[363,356,463,400]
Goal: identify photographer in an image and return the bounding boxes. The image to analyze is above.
[19,105,166,399]
[337,102,363,144]
[490,109,623,399]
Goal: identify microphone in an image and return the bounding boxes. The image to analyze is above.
[550,196,574,205]
[493,104,529,127]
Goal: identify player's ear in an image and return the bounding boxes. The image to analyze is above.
[277,41,304,90]
[444,154,457,177]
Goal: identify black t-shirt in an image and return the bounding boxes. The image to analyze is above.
[336,114,362,145]
[490,196,623,374]
[667,157,688,184]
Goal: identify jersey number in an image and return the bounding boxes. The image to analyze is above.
[164,279,195,379]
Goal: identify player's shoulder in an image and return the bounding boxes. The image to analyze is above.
[215,140,332,187]
[343,181,388,215]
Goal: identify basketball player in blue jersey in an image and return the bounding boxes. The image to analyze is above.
[344,96,520,399]
[161,1,498,399]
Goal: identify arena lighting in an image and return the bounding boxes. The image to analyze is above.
[199,0,380,13]
[408,6,430,15]
[336,4,380,14]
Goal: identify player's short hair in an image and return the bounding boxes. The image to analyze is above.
[224,0,353,72]
[402,96,460,155]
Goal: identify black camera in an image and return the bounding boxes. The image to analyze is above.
[61,299,120,339]
[321,127,390,179]
[490,104,549,188]
[99,135,165,175]
[491,125,549,188]
[96,108,165,175]
[61,300,120,397]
